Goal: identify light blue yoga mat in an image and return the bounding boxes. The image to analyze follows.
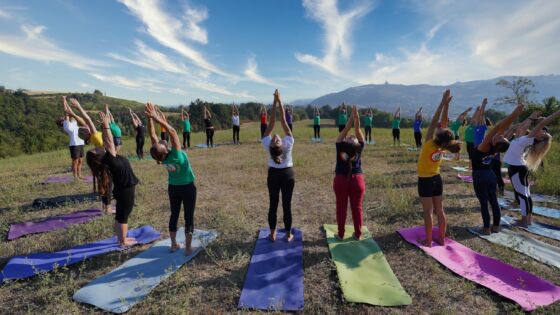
[505,190,560,204]
[468,227,560,269]
[452,166,470,172]
[501,215,560,241]
[73,228,218,313]
[499,198,560,219]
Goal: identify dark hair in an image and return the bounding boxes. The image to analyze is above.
[270,145,283,164]
[55,117,65,127]
[150,146,167,164]
[86,150,110,197]
[434,129,454,147]
[340,141,362,177]
[494,140,510,153]
[445,142,462,153]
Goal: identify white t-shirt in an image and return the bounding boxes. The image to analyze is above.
[63,120,85,146]
[503,136,534,166]
[232,115,240,126]
[262,135,294,168]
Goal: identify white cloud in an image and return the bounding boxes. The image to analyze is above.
[0,24,106,71]
[90,73,164,93]
[243,55,282,87]
[183,6,208,44]
[80,83,90,88]
[0,9,10,19]
[108,40,189,74]
[295,0,375,75]
[118,0,231,77]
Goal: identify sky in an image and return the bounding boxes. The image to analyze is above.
[0,0,559,105]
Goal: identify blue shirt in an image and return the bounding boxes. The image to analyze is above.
[413,120,422,132]
[474,125,487,147]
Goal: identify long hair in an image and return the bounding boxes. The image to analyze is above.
[86,150,110,197]
[433,129,453,147]
[340,138,362,177]
[526,134,552,171]
[270,145,284,164]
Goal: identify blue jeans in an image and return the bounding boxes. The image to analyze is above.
[472,169,501,228]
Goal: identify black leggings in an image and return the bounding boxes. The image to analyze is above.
[314,125,321,138]
[233,125,240,143]
[288,123,293,131]
[508,165,533,216]
[267,167,295,232]
[206,128,214,147]
[472,169,500,228]
[414,131,422,148]
[135,136,144,159]
[183,132,191,149]
[168,183,196,233]
[491,159,504,192]
[338,125,345,132]
[114,185,135,224]
[365,126,372,142]
[260,124,267,138]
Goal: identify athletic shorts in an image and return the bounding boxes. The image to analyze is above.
[418,175,443,197]
[113,137,123,146]
[69,145,84,159]
[392,128,400,138]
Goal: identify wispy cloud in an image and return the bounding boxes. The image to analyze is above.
[0,24,106,71]
[108,40,189,74]
[0,8,10,19]
[90,73,164,93]
[118,0,231,77]
[183,6,208,44]
[295,0,375,75]
[243,55,282,87]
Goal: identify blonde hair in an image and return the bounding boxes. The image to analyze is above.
[525,134,552,171]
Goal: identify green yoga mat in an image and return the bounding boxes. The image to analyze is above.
[324,224,411,306]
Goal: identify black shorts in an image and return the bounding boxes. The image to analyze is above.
[392,128,400,138]
[113,137,123,146]
[418,175,443,197]
[466,142,475,160]
[69,145,84,159]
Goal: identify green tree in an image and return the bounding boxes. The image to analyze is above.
[495,76,537,106]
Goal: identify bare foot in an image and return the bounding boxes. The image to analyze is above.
[419,238,432,247]
[120,238,137,248]
[185,246,197,256]
[269,231,277,242]
[170,242,180,252]
[285,233,294,242]
[435,238,445,246]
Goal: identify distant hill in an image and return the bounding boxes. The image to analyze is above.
[308,75,560,115]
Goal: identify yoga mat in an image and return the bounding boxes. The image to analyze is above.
[238,228,304,311]
[502,215,560,241]
[41,176,93,184]
[310,137,323,142]
[501,197,560,219]
[406,147,417,152]
[468,227,560,269]
[194,144,219,148]
[324,224,411,306]
[398,226,560,311]
[0,226,160,282]
[457,173,473,183]
[73,228,218,313]
[7,208,102,240]
[505,190,560,204]
[366,140,376,145]
[32,193,99,209]
[452,166,470,172]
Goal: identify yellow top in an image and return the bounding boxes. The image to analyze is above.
[90,131,103,148]
[417,139,443,177]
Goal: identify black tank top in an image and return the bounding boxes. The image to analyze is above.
[204,118,213,128]
[136,125,145,138]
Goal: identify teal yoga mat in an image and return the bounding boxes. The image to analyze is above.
[73,228,218,313]
[468,227,560,269]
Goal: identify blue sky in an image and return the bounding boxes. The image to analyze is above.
[0,0,559,105]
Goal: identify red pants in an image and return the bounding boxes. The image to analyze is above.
[333,174,365,239]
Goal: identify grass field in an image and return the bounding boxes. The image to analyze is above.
[0,119,559,314]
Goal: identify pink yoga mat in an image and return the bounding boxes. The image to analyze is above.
[398,226,560,311]
[457,174,473,183]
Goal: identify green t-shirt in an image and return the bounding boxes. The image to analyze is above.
[183,119,191,132]
[364,116,373,127]
[163,148,195,185]
[392,119,400,129]
[314,115,320,125]
[338,112,347,125]
[450,120,462,137]
[109,122,122,137]
[464,125,475,143]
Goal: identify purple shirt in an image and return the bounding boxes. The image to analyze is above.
[285,111,293,124]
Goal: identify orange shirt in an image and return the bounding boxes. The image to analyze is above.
[161,125,168,133]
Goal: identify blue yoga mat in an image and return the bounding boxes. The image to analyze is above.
[0,226,160,282]
[499,198,560,219]
[238,228,304,311]
[73,228,218,313]
[502,215,560,241]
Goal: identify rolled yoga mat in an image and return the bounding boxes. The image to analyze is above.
[238,228,304,311]
[7,208,102,240]
[468,226,560,269]
[32,193,99,209]
[398,226,560,311]
[0,225,160,282]
[41,176,93,184]
[501,215,560,241]
[73,228,218,313]
[324,224,411,306]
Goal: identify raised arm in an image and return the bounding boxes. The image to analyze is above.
[206,107,212,119]
[529,109,560,138]
[181,107,186,121]
[394,107,401,119]
[145,103,159,145]
[336,110,355,142]
[440,95,451,128]
[479,103,524,152]
[99,112,116,157]
[129,109,139,128]
[426,90,450,140]
[353,106,364,142]
[275,90,292,137]
[458,107,473,121]
[63,97,87,127]
[147,104,180,150]
[415,107,423,120]
[263,98,276,138]
[475,98,487,124]
[69,98,96,133]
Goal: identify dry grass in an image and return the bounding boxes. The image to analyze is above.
[0,120,559,314]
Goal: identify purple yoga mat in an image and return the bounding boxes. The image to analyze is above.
[8,209,102,241]
[0,225,160,283]
[238,228,304,311]
[457,173,473,183]
[398,226,560,311]
[42,176,93,184]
